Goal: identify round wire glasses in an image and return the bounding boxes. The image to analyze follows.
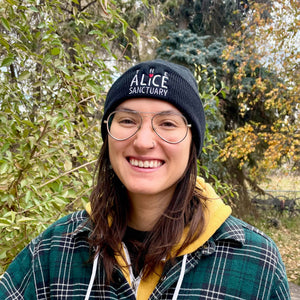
[104,109,191,144]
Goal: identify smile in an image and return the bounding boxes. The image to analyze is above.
[129,158,163,168]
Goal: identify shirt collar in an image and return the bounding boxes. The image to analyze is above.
[70,210,93,237]
[213,216,245,245]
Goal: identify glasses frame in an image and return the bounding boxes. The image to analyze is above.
[104,109,192,144]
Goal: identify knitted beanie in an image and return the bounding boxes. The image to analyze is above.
[101,59,205,156]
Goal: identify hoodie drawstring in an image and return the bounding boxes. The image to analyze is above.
[84,251,187,300]
[85,252,99,300]
[122,242,142,296]
[172,254,187,300]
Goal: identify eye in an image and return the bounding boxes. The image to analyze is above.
[114,112,140,127]
[119,118,136,125]
[159,120,177,128]
[154,113,183,129]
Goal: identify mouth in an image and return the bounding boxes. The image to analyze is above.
[128,158,164,168]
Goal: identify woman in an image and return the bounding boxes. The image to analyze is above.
[0,60,290,299]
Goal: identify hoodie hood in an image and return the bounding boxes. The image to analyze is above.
[85,177,232,300]
[173,177,232,256]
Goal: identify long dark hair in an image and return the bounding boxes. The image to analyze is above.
[89,136,206,282]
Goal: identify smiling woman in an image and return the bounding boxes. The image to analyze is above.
[0,60,291,299]
[107,99,192,214]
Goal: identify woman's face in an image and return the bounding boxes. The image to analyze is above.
[108,98,192,201]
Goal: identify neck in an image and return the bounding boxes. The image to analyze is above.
[127,191,174,231]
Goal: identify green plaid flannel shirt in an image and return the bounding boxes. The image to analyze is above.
[0,210,291,299]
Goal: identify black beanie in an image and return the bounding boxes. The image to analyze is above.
[101,59,205,156]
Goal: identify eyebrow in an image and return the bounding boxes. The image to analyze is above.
[115,107,178,114]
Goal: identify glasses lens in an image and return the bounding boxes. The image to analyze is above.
[107,111,141,140]
[153,112,188,143]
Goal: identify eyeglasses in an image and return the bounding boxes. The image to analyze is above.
[104,109,191,144]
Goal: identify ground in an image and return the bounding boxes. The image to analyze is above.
[243,172,300,298]
[290,282,300,300]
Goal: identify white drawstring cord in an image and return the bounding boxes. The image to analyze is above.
[85,252,99,300]
[172,254,187,300]
[84,249,186,300]
[122,242,142,296]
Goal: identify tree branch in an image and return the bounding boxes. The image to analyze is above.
[81,0,97,12]
[37,159,97,189]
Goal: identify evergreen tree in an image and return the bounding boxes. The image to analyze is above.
[156,0,285,213]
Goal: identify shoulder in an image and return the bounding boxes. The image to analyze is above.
[20,210,91,270]
[218,215,278,246]
[29,210,91,251]
[213,215,286,271]
[231,215,279,247]
[216,216,287,278]
[0,211,92,299]
[211,216,290,297]
[41,210,90,235]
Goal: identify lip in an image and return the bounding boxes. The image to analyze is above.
[127,157,165,169]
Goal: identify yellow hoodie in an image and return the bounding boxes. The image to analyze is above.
[86,177,231,300]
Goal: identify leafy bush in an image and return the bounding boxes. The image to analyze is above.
[0,0,130,273]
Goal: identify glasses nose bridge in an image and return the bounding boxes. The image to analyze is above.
[137,112,156,135]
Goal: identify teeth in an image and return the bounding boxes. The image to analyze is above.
[129,159,162,168]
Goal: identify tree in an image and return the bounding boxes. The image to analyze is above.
[0,0,144,272]
[156,0,249,40]
[156,29,225,89]
[156,0,299,214]
[221,0,300,183]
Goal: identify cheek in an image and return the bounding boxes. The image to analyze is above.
[108,139,121,167]
[181,139,193,170]
[170,140,191,169]
[181,134,192,161]
[108,139,131,179]
[181,145,191,167]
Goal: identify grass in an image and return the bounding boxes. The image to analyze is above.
[242,173,300,285]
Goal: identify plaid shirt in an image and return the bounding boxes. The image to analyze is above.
[0,210,290,299]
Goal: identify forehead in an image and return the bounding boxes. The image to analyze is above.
[116,98,182,114]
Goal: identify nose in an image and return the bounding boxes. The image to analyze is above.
[133,119,156,150]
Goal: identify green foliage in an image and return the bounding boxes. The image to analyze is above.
[157,30,225,91]
[156,0,247,39]
[0,0,134,272]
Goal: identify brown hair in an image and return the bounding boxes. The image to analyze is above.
[89,136,206,282]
